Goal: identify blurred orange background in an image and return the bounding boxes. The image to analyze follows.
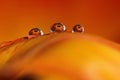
[0,0,120,43]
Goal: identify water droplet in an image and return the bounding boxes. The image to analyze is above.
[50,23,66,32]
[72,24,84,33]
[29,28,44,36]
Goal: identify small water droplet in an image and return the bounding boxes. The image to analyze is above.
[72,24,84,33]
[29,28,44,36]
[50,23,66,32]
